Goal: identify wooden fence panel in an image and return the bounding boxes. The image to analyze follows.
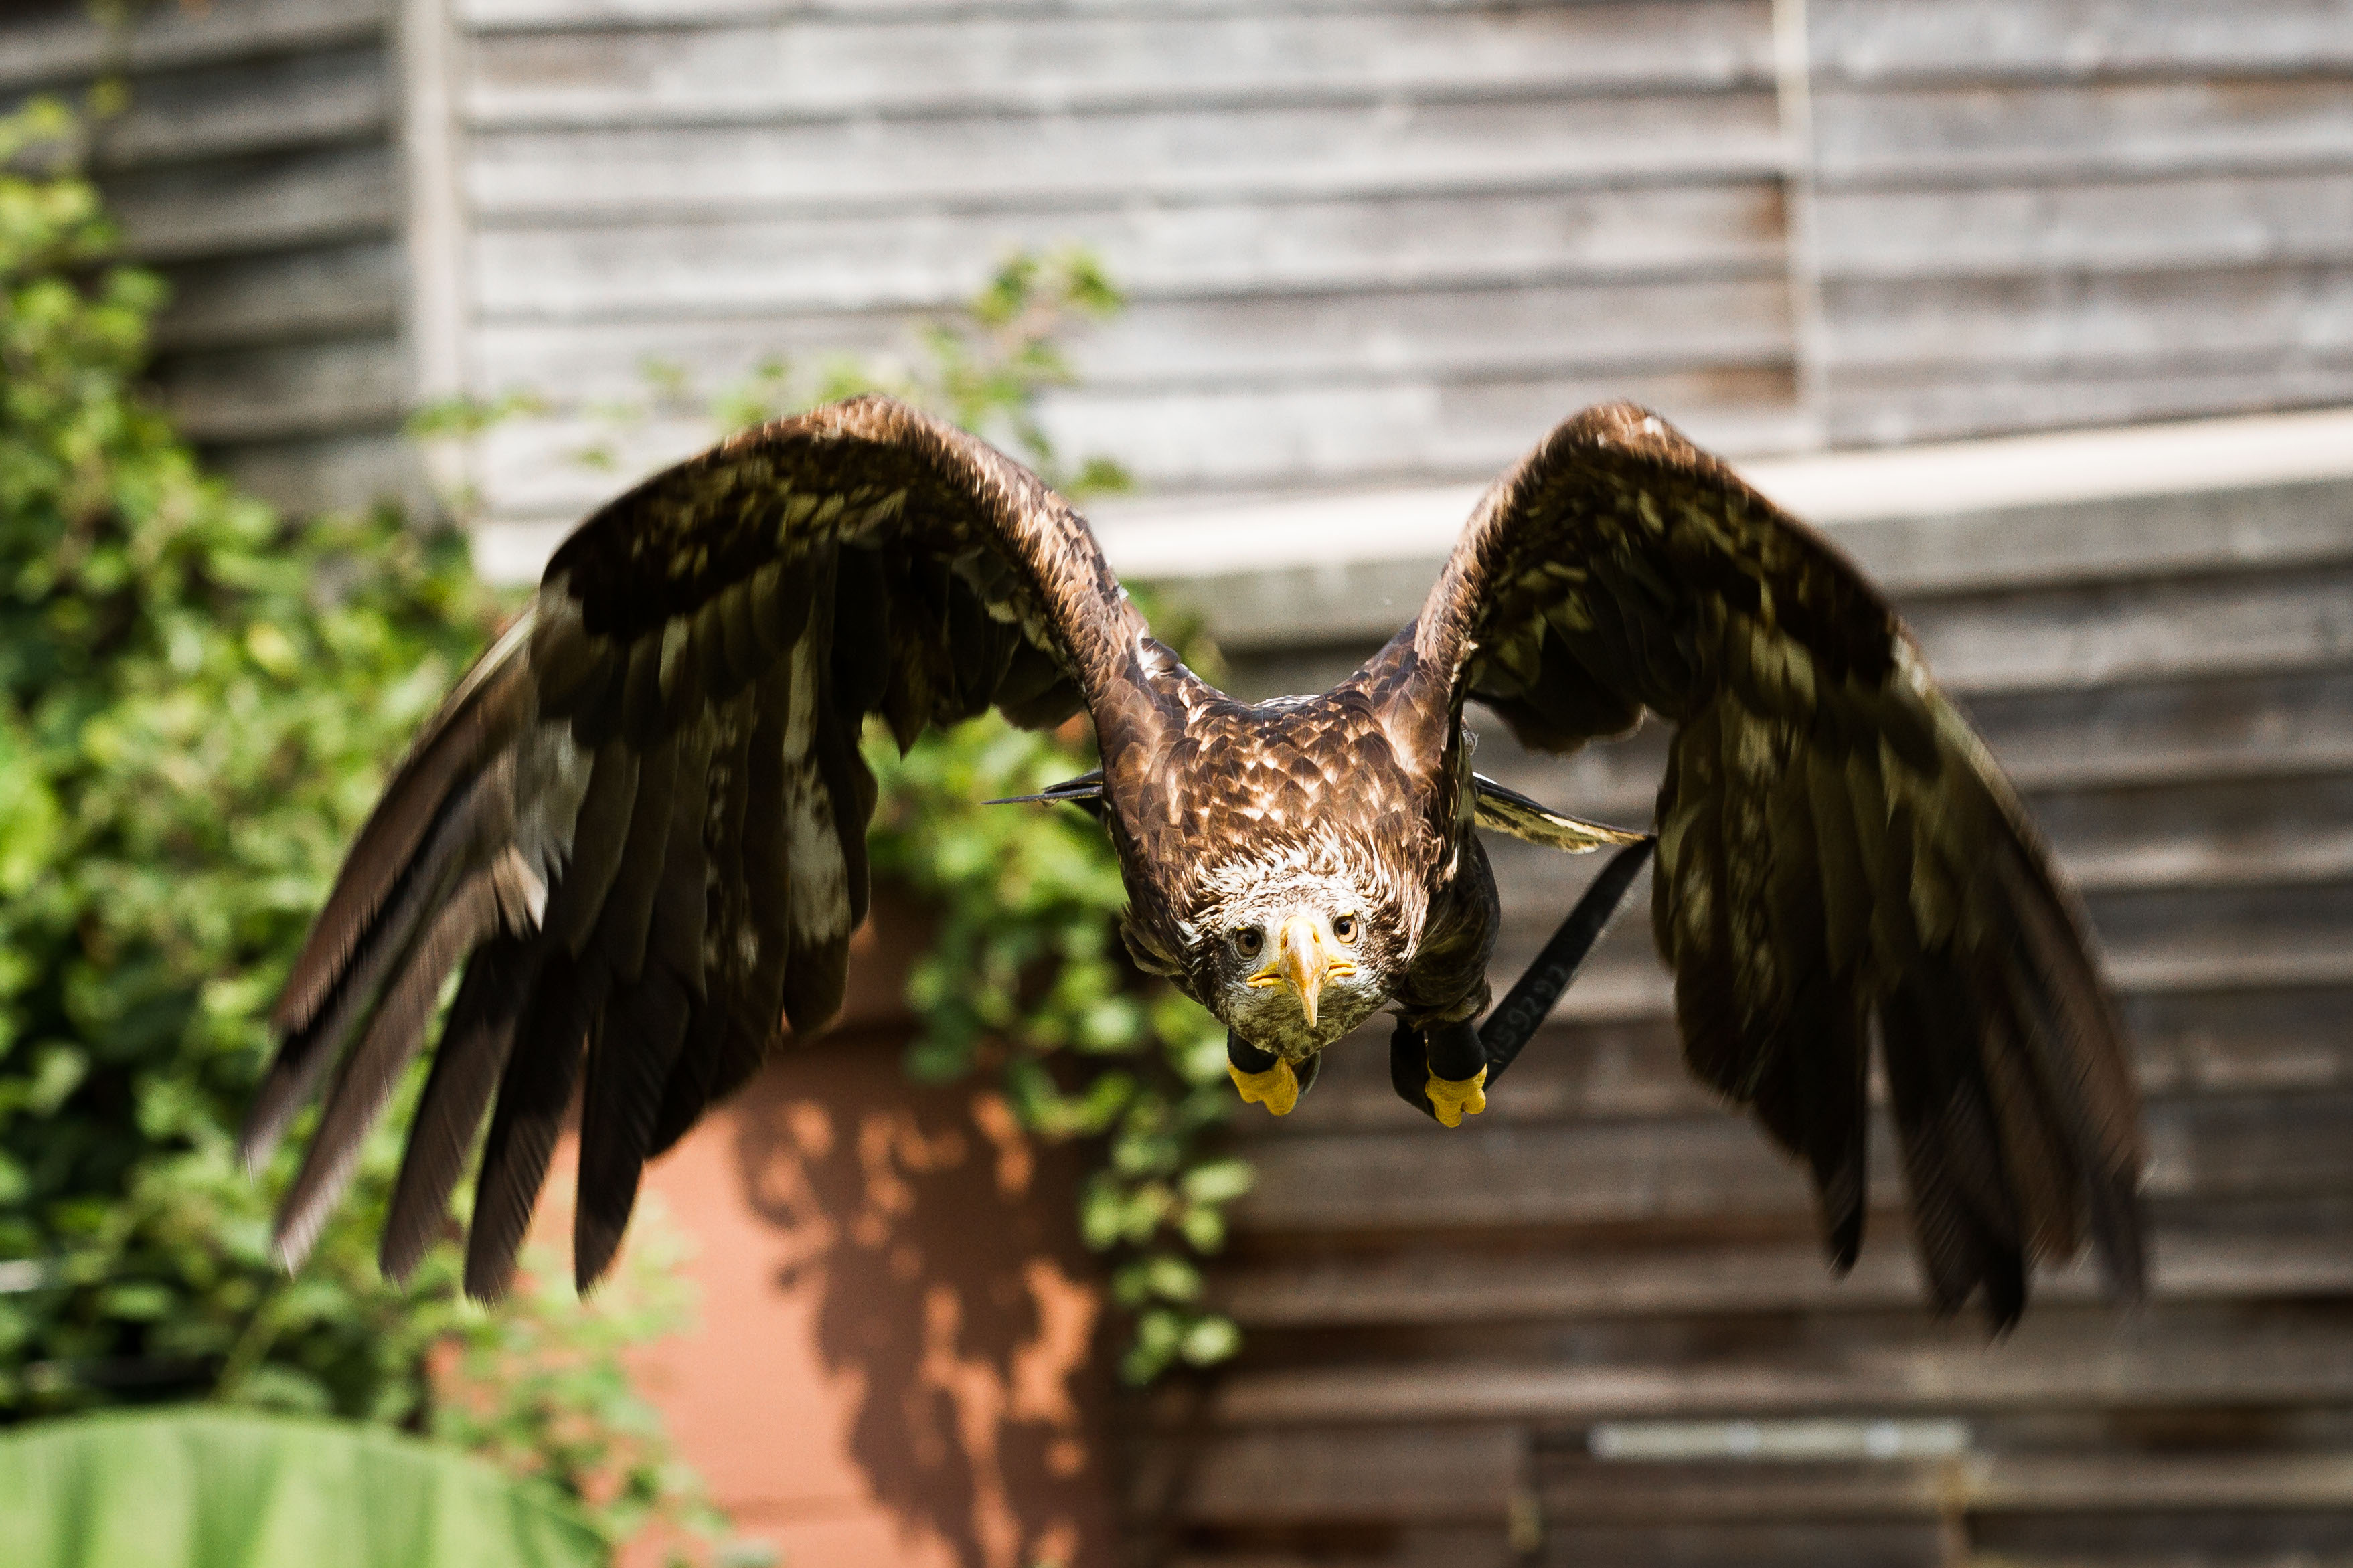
[0,0,417,516]
[1803,0,2353,446]
[454,0,1798,531]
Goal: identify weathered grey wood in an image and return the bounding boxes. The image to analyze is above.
[1539,1450,2353,1522]
[1819,267,2353,373]
[463,3,1773,126]
[1230,1090,2353,1237]
[1155,478,2353,653]
[1271,976,2353,1136]
[150,242,403,351]
[0,0,384,91]
[213,433,424,516]
[1206,1303,2353,1427]
[1171,1424,1526,1525]
[1811,80,2353,187]
[470,182,1787,319]
[1813,173,2353,282]
[76,43,390,170]
[153,337,407,442]
[1538,1520,1944,1568]
[1810,0,2353,86]
[1825,361,2353,450]
[106,145,398,262]
[465,92,1786,219]
[461,0,1748,31]
[475,371,1807,515]
[1218,1213,2353,1329]
[476,277,1790,383]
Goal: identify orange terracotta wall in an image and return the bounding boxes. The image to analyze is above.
[619,916,1120,1568]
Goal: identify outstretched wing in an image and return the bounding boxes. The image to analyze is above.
[242,394,1164,1298]
[1398,402,2144,1326]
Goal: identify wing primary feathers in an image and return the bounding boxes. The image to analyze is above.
[544,740,639,956]
[272,868,505,1272]
[242,766,503,1170]
[575,966,693,1291]
[258,395,1178,1300]
[381,934,542,1286]
[574,723,718,1286]
[273,616,532,1036]
[465,949,603,1302]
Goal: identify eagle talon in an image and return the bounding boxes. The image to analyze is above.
[1425,1066,1488,1128]
[1230,1060,1299,1116]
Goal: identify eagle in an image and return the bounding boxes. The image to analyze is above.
[242,394,2146,1327]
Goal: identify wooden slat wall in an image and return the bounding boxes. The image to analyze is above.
[453,0,1801,527]
[1127,476,2353,1567]
[0,0,418,515]
[1805,0,2353,446]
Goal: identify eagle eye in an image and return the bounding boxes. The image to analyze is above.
[1333,913,1360,945]
[1233,926,1264,958]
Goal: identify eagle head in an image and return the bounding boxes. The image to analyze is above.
[1185,851,1405,1059]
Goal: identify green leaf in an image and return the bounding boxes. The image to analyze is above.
[0,1409,603,1568]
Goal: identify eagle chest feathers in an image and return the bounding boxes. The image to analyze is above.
[249,393,2147,1334]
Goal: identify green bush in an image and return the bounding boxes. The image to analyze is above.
[0,98,759,1563]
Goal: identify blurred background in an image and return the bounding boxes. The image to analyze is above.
[4,2,2353,1567]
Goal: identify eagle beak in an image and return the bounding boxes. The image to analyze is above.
[1249,913,1356,1030]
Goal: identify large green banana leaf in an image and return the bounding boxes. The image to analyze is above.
[0,1408,605,1568]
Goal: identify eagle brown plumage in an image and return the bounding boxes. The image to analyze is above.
[242,394,2145,1328]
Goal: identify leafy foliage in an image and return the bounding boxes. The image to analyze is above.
[0,98,760,1565]
[1,1407,605,1568]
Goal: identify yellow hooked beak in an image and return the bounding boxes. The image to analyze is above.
[1246,913,1356,1029]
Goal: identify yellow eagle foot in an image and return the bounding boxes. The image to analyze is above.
[1425,1066,1488,1128]
[1229,1059,1299,1116]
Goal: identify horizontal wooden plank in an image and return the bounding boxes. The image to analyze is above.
[474,277,1789,387]
[0,0,384,91]
[1168,477,2353,655]
[1534,1519,1941,1568]
[1265,976,2353,1136]
[471,369,1806,515]
[1216,1207,2353,1329]
[153,337,408,442]
[1973,1507,2353,1564]
[460,0,1747,31]
[1811,0,2353,87]
[471,181,1786,319]
[463,93,1786,219]
[1824,359,2353,450]
[1819,266,2353,374]
[1457,667,2353,829]
[1813,172,2353,282]
[82,41,390,171]
[463,2,1772,126]
[211,433,426,516]
[1241,557,2353,724]
[105,145,397,262]
[1812,79,2353,188]
[1228,1088,2353,1237]
[1894,559,2353,697]
[1171,1527,1515,1568]
[1203,1302,2353,1426]
[1164,1423,1526,1527]
[150,241,402,352]
[1539,1450,2353,1523]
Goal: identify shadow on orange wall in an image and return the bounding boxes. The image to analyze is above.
[627,1024,1119,1568]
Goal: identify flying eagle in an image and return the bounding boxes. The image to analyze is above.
[242,395,2145,1326]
